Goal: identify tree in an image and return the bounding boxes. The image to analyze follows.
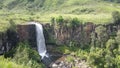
[116,30,120,44]
[106,39,117,51]
[104,54,115,68]
[112,11,120,24]
[103,0,120,3]
[115,55,120,68]
[56,16,64,25]
[90,32,97,47]
[95,25,108,48]
[50,17,55,26]
[115,30,120,53]
[9,19,16,31]
[70,17,80,28]
[0,2,3,9]
[114,0,120,3]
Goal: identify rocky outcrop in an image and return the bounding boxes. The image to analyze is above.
[0,22,120,55]
[0,29,18,55]
[51,55,90,68]
[45,22,120,46]
[50,22,96,46]
[17,24,36,48]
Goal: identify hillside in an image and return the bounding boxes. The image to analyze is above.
[0,0,120,13]
[0,0,120,68]
[0,0,120,31]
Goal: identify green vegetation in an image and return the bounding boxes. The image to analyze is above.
[12,42,44,68]
[0,0,120,31]
[95,25,108,48]
[112,11,120,23]
[52,13,120,68]
[56,39,120,68]
[0,11,120,68]
[0,0,120,68]
[0,42,44,68]
[0,56,28,68]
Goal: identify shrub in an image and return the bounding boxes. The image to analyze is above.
[0,56,28,68]
[95,25,108,48]
[50,17,55,25]
[70,17,80,28]
[56,16,64,24]
[13,42,44,68]
[115,55,120,68]
[112,11,120,24]
[66,56,74,62]
[9,19,16,31]
[104,54,115,68]
[106,39,118,51]
[88,48,105,68]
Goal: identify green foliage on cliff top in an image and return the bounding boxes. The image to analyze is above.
[0,0,120,31]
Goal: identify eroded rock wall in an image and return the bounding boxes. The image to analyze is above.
[50,22,96,46]
[17,24,36,48]
[0,29,18,55]
[0,22,120,55]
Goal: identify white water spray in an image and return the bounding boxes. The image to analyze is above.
[28,22,48,59]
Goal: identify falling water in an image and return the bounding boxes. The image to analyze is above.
[28,22,48,59]
[28,22,52,67]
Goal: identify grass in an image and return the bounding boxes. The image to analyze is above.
[0,56,28,68]
[0,0,120,31]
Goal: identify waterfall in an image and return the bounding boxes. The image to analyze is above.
[28,22,53,67]
[28,22,48,59]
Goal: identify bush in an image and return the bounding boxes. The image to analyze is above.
[70,17,81,28]
[112,11,120,24]
[9,19,16,31]
[56,16,64,24]
[50,17,55,26]
[95,25,108,48]
[87,48,105,68]
[0,56,28,68]
[13,42,44,68]
[115,55,120,68]
[106,39,118,51]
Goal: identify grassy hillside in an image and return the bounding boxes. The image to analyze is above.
[0,0,120,31]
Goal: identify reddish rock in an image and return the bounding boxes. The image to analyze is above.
[17,24,36,47]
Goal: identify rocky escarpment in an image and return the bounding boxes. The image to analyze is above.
[0,29,18,55]
[0,22,120,55]
[0,22,120,68]
[44,22,120,46]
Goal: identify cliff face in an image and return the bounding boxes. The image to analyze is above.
[0,32,4,54]
[17,24,36,48]
[0,22,120,55]
[0,29,18,55]
[50,22,96,46]
[44,22,120,47]
[0,24,37,55]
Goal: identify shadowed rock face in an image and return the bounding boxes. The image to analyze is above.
[0,22,120,55]
[17,24,37,48]
[0,29,18,55]
[17,24,54,48]
[0,32,4,54]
